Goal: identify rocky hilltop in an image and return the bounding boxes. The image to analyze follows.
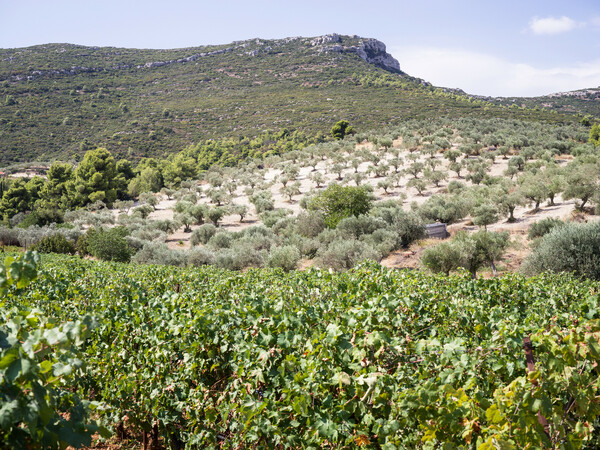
[308,34,401,73]
[1,34,402,82]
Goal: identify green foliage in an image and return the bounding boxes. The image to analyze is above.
[421,240,464,275]
[316,238,380,270]
[589,122,600,147]
[423,230,510,278]
[72,148,120,207]
[0,252,108,448]
[417,194,470,224]
[522,220,600,279]
[562,162,600,209]
[0,180,30,220]
[31,233,76,255]
[471,203,499,230]
[85,227,132,262]
[190,224,216,246]
[267,245,301,271]
[5,254,600,447]
[527,217,566,240]
[330,120,355,140]
[307,184,373,228]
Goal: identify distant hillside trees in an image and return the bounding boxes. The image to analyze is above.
[331,120,355,140]
[589,123,600,147]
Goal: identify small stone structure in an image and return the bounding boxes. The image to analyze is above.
[426,223,450,239]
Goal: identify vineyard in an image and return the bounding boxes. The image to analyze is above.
[3,251,600,448]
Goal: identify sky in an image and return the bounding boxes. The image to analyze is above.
[1,0,599,97]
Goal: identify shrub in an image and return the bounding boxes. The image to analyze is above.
[296,211,325,238]
[271,217,297,238]
[446,180,467,194]
[316,239,380,271]
[130,227,167,242]
[131,242,187,267]
[418,194,470,224]
[267,245,301,271]
[361,228,399,256]
[260,208,293,228]
[213,245,265,271]
[234,227,275,253]
[187,247,214,267]
[15,212,44,228]
[421,241,463,275]
[0,226,20,246]
[86,227,133,263]
[528,218,566,240]
[336,215,388,239]
[522,221,600,280]
[307,184,373,228]
[31,234,76,255]
[373,207,426,247]
[191,224,216,246]
[422,230,510,278]
[206,207,226,226]
[16,226,47,248]
[298,237,320,258]
[207,231,234,249]
[132,204,154,219]
[250,191,275,214]
[9,212,27,227]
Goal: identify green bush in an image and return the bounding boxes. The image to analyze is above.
[260,208,293,228]
[16,213,41,229]
[336,215,387,239]
[527,218,566,240]
[422,230,510,278]
[86,227,133,263]
[187,247,215,267]
[522,221,600,280]
[307,184,373,228]
[296,211,325,238]
[31,233,76,255]
[131,242,187,267]
[267,245,301,271]
[213,245,265,271]
[372,206,426,247]
[75,230,92,256]
[421,240,464,275]
[190,224,216,246]
[316,239,380,271]
[207,231,234,249]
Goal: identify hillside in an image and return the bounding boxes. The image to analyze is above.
[0,34,575,165]
[471,87,600,119]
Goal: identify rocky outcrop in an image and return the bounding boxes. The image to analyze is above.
[355,39,401,73]
[312,35,401,73]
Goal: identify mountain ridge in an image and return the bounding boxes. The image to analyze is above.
[0,34,402,80]
[0,34,576,165]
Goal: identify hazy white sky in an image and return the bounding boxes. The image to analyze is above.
[1,0,599,97]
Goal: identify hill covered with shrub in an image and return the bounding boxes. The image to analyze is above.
[0,34,576,164]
